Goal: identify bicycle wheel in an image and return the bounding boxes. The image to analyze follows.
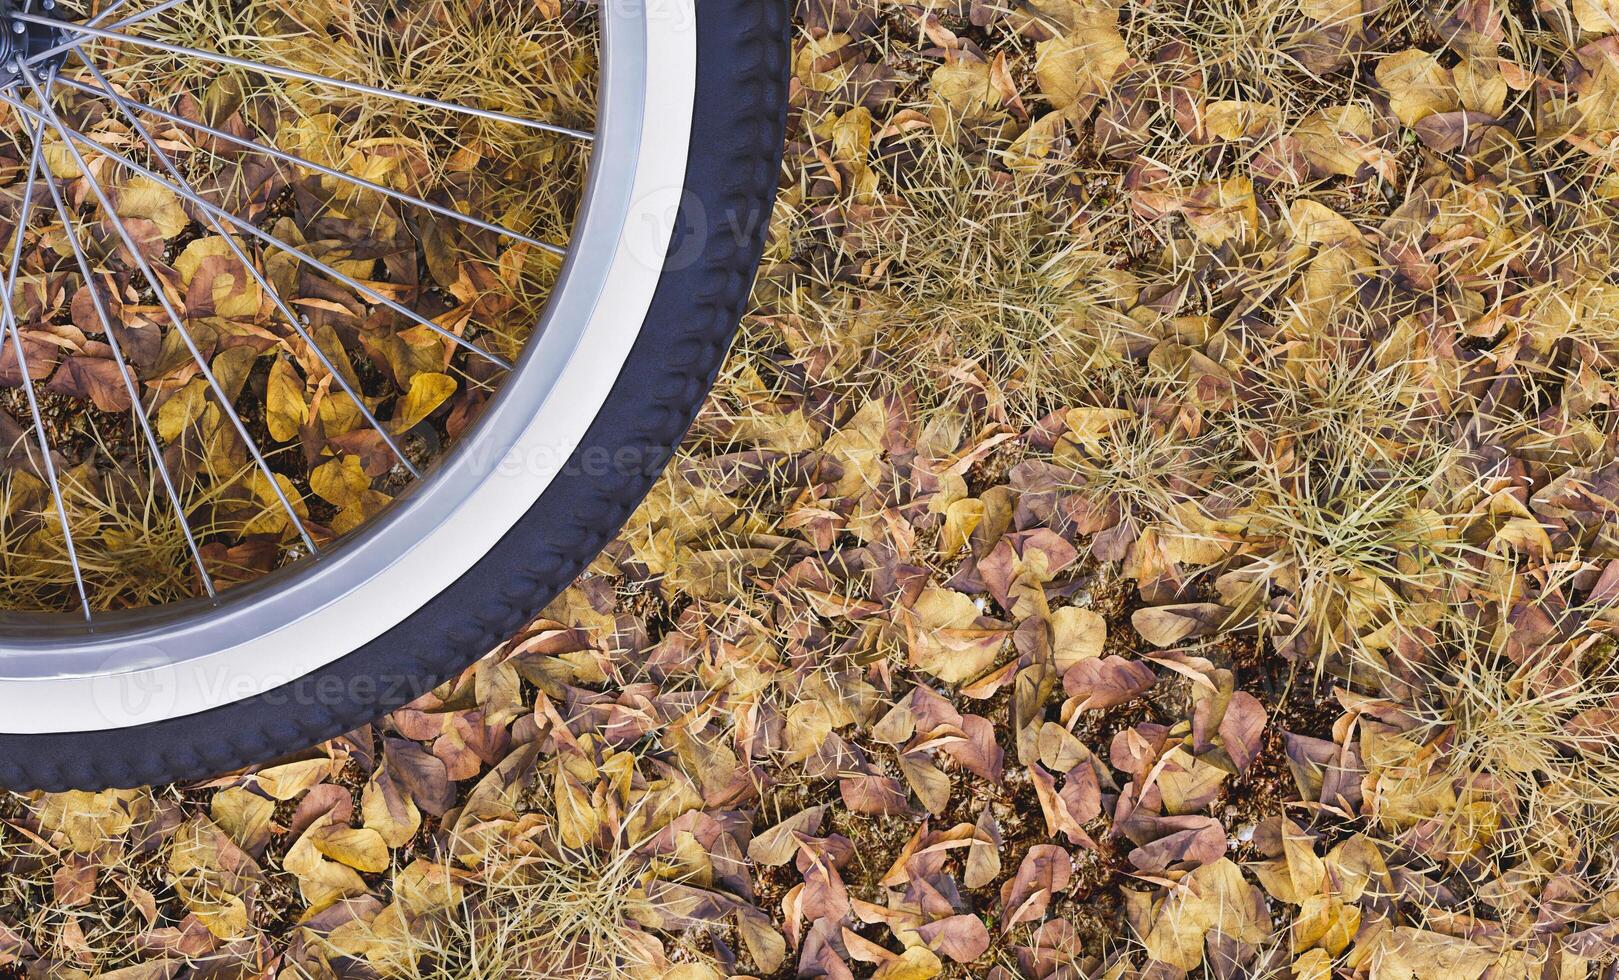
[0,0,788,791]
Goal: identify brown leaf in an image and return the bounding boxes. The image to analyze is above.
[841,773,911,816]
[52,862,96,908]
[1413,110,1496,151]
[1219,690,1267,773]
[940,713,1004,781]
[796,847,852,923]
[999,844,1072,932]
[1127,817,1226,871]
[382,737,455,816]
[748,806,827,867]
[287,782,353,838]
[48,355,131,412]
[1131,603,1229,647]
[1062,655,1156,709]
[918,914,991,962]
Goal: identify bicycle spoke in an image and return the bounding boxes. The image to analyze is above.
[0,95,517,371]
[0,0,602,620]
[77,55,421,479]
[0,123,91,620]
[12,11,596,140]
[54,72,568,257]
[84,0,142,26]
[15,63,318,555]
[23,0,191,69]
[35,146,217,597]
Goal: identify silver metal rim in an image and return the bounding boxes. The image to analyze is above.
[0,1,698,732]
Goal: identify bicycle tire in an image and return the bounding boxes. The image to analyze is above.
[0,0,789,792]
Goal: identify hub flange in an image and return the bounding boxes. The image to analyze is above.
[0,0,69,83]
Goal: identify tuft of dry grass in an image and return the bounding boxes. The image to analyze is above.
[769,127,1140,425]
[382,846,687,980]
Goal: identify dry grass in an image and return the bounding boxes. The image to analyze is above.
[771,128,1140,424]
[383,847,683,980]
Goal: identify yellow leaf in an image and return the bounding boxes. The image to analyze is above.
[1456,57,1506,116]
[362,770,422,848]
[931,60,995,117]
[1184,175,1257,246]
[243,470,310,536]
[1035,23,1129,109]
[395,859,463,915]
[311,825,391,873]
[1575,0,1619,32]
[333,489,392,536]
[659,968,723,980]
[42,139,81,179]
[908,587,998,683]
[253,758,329,800]
[941,498,985,556]
[116,175,189,239]
[830,106,874,162]
[157,377,210,442]
[785,700,836,763]
[175,236,234,285]
[393,371,456,431]
[210,787,274,854]
[1286,200,1359,246]
[285,815,368,909]
[311,455,369,508]
[213,263,263,318]
[1052,606,1106,672]
[1282,818,1328,898]
[175,877,249,938]
[874,946,943,980]
[1300,0,1361,28]
[1375,50,1456,127]
[266,356,308,442]
[1294,105,1374,177]
[283,112,346,167]
[1205,100,1280,140]
[1293,948,1332,980]
[1370,927,1497,980]
[554,767,598,849]
[36,790,139,852]
[1007,110,1070,173]
[317,390,364,438]
[1157,747,1228,814]
[1144,859,1269,970]
[1293,894,1360,955]
[1325,834,1389,902]
[211,345,258,405]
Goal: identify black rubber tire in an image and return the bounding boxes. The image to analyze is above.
[0,0,791,792]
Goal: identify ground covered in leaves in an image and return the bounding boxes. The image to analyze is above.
[14,0,1619,977]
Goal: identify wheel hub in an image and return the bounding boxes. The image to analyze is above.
[0,0,69,83]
